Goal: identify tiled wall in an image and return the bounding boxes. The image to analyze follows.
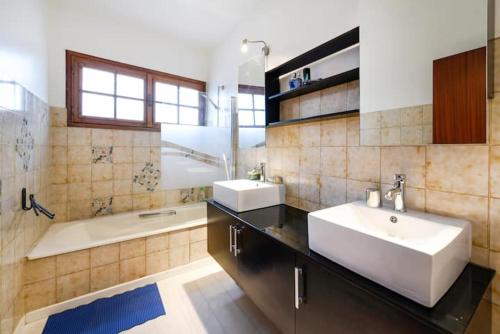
[48,107,211,222]
[23,225,208,312]
[237,53,500,320]
[0,86,51,333]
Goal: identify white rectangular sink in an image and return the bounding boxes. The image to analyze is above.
[308,201,470,307]
[213,179,285,212]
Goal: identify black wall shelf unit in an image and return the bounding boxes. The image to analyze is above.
[265,26,359,126]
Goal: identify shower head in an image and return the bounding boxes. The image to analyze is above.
[200,93,221,111]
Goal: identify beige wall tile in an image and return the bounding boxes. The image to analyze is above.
[471,246,489,267]
[490,252,500,304]
[380,127,400,146]
[169,245,189,268]
[68,183,91,201]
[24,278,56,312]
[401,106,423,126]
[150,132,161,147]
[426,145,488,196]
[346,179,378,202]
[68,201,92,220]
[50,165,68,184]
[190,227,207,243]
[169,230,190,248]
[50,127,67,146]
[113,163,133,180]
[150,191,167,208]
[267,148,283,171]
[119,238,146,260]
[347,80,360,110]
[347,117,360,146]
[300,147,320,175]
[299,124,320,147]
[400,126,423,145]
[25,257,56,284]
[299,174,320,203]
[422,105,433,125]
[426,190,488,248]
[190,240,208,261]
[67,164,91,183]
[91,129,113,146]
[381,146,426,188]
[114,180,132,196]
[491,96,500,144]
[380,109,400,128]
[92,164,113,182]
[92,181,113,198]
[299,91,321,118]
[132,193,150,210]
[113,130,134,147]
[48,184,67,205]
[320,147,346,178]
[298,199,320,212]
[68,146,92,165]
[68,128,91,146]
[282,147,300,174]
[360,112,380,130]
[491,146,500,198]
[146,233,169,253]
[360,129,380,146]
[133,147,151,163]
[133,132,150,147]
[56,249,90,276]
[320,84,347,114]
[50,107,67,127]
[56,270,90,302]
[51,146,67,165]
[320,176,347,207]
[90,263,119,292]
[490,198,500,252]
[113,195,133,213]
[113,147,132,164]
[266,127,284,148]
[283,125,300,147]
[283,172,299,198]
[90,244,119,267]
[347,146,380,182]
[120,256,146,282]
[422,125,433,144]
[146,250,169,275]
[280,98,300,120]
[320,118,347,146]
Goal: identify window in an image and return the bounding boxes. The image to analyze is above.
[67,50,206,131]
[237,84,265,127]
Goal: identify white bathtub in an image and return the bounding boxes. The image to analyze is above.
[28,202,207,260]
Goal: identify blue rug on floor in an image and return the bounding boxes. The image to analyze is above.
[42,284,165,334]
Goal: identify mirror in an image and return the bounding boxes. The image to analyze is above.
[359,0,489,145]
[237,56,266,148]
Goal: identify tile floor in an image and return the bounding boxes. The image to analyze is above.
[19,259,279,334]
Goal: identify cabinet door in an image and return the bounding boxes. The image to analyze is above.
[295,254,437,334]
[237,225,295,334]
[207,203,239,281]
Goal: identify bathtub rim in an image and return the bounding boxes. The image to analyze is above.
[27,202,207,260]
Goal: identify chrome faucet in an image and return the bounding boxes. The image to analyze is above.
[259,162,266,182]
[384,174,406,212]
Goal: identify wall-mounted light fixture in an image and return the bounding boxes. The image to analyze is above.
[241,39,270,56]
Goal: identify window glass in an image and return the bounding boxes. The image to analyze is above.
[238,93,253,109]
[255,110,266,126]
[179,87,199,107]
[82,67,114,94]
[82,92,114,118]
[117,98,144,121]
[155,103,178,123]
[155,82,178,104]
[254,94,265,110]
[238,110,254,126]
[116,74,144,99]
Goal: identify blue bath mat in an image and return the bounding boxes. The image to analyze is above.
[42,284,165,334]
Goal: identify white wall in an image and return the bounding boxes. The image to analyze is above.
[48,0,209,107]
[0,0,49,101]
[360,0,487,113]
[206,0,360,118]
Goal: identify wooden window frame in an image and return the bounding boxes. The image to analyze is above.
[66,50,206,131]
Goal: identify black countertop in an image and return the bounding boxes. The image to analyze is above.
[207,200,495,334]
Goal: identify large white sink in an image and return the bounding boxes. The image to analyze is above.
[308,201,470,307]
[213,179,285,212]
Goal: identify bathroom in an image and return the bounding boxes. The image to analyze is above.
[0,0,498,333]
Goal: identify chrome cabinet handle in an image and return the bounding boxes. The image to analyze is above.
[229,225,234,254]
[294,267,304,309]
[233,227,240,256]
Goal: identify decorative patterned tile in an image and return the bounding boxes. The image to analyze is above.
[15,118,34,171]
[133,162,160,192]
[92,196,113,216]
[91,146,113,163]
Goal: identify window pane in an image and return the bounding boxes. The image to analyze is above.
[155,82,177,103]
[82,92,114,118]
[117,74,144,99]
[117,98,144,121]
[155,103,178,123]
[179,87,199,107]
[82,67,114,94]
[179,106,199,125]
[254,94,265,109]
[238,109,254,126]
[255,110,266,126]
[238,93,253,109]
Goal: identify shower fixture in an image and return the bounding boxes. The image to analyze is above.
[241,39,270,56]
[200,93,221,110]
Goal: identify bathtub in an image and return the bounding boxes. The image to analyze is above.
[28,202,207,260]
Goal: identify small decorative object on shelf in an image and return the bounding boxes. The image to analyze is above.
[303,67,311,83]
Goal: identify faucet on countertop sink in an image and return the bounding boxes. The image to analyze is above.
[384,174,406,212]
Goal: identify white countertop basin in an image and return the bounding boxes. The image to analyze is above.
[213,179,285,212]
[308,201,471,307]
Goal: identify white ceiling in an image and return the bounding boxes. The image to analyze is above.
[51,0,263,49]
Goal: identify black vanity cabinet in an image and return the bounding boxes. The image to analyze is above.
[238,225,295,334]
[207,203,239,281]
[294,254,435,334]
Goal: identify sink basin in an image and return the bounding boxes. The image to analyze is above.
[308,201,470,307]
[213,179,285,212]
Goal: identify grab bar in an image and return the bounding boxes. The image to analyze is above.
[138,210,176,218]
